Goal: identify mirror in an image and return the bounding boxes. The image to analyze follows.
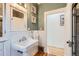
[0,3,3,37]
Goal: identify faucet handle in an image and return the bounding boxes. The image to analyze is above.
[19,39,21,42]
[22,36,27,41]
[19,36,27,42]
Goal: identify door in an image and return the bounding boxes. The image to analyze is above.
[64,4,72,56]
[45,4,72,56]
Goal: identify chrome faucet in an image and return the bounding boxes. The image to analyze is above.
[19,36,27,42]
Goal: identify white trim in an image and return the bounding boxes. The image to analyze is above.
[10,4,27,13]
[44,7,66,55]
[45,7,66,15]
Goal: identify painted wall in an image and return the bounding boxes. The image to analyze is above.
[27,3,38,30]
[38,3,66,30]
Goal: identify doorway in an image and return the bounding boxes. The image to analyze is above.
[44,8,65,56]
[47,13,64,56]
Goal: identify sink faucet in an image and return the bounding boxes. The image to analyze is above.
[22,36,27,41]
[19,36,27,42]
[19,39,21,42]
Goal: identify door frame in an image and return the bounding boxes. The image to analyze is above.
[44,4,72,56]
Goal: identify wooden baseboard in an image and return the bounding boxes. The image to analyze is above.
[34,46,64,56]
[47,46,64,56]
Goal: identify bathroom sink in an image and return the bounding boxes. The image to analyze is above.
[12,37,38,52]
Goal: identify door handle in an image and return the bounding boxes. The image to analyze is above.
[67,40,73,47]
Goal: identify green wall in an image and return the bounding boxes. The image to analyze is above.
[27,3,38,30]
[38,3,66,30]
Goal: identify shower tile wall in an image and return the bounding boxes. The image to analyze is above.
[76,16,79,55]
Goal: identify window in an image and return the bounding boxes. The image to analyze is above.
[13,9,24,18]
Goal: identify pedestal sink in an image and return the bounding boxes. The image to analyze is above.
[11,37,38,56]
